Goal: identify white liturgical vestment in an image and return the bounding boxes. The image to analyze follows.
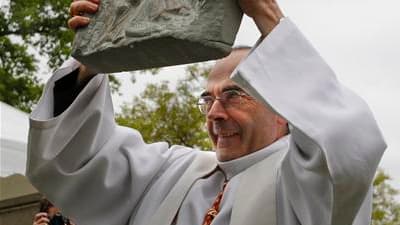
[26,18,386,225]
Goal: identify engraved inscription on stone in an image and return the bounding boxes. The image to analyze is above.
[72,0,243,73]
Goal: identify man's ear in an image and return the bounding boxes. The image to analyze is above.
[276,115,289,135]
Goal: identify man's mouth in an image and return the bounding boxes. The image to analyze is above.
[211,122,240,144]
[214,131,239,148]
[217,131,238,138]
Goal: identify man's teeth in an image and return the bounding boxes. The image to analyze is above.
[217,132,237,137]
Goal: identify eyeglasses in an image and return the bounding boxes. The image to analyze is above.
[197,89,251,115]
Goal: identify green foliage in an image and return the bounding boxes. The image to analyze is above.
[2,0,73,69]
[0,0,121,112]
[0,0,72,112]
[116,63,212,150]
[0,36,43,112]
[372,170,400,225]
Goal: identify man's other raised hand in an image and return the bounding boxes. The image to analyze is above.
[238,0,284,37]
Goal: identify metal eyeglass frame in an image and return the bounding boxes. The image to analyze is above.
[197,89,251,115]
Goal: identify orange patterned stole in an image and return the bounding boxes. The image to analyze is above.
[201,180,228,225]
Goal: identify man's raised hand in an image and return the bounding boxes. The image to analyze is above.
[67,0,100,84]
[238,0,284,37]
[68,0,100,31]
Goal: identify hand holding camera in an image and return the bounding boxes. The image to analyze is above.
[34,199,74,225]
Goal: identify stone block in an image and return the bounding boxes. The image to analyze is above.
[71,0,243,73]
[0,174,42,225]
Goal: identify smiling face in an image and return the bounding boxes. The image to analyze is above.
[205,49,288,161]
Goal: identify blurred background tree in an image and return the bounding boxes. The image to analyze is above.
[116,64,212,150]
[0,0,120,112]
[0,36,42,112]
[372,170,400,225]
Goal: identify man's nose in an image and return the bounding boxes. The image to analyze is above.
[207,100,229,121]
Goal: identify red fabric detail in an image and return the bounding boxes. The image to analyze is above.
[201,181,228,225]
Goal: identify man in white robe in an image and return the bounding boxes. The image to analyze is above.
[26,0,386,225]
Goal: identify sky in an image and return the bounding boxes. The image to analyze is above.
[110,0,400,190]
[274,0,400,190]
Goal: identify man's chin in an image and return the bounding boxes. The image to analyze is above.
[217,134,240,147]
[216,150,233,162]
[215,146,243,162]
[212,135,243,161]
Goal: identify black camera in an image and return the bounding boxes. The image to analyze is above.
[49,213,71,225]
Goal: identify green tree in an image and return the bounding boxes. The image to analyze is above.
[372,170,400,225]
[0,0,73,69]
[0,35,42,112]
[0,0,120,112]
[116,63,212,150]
[0,0,73,112]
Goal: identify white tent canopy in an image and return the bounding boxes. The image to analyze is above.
[0,101,29,177]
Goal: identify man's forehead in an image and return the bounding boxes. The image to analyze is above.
[204,68,248,97]
[204,49,249,93]
[209,50,247,80]
[207,63,234,83]
[205,78,237,93]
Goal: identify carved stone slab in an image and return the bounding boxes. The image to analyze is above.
[71,0,243,73]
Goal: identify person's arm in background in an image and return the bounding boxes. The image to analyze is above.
[235,0,386,224]
[32,211,77,225]
[26,1,197,225]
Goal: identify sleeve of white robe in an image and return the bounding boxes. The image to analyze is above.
[231,18,386,225]
[26,59,197,225]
